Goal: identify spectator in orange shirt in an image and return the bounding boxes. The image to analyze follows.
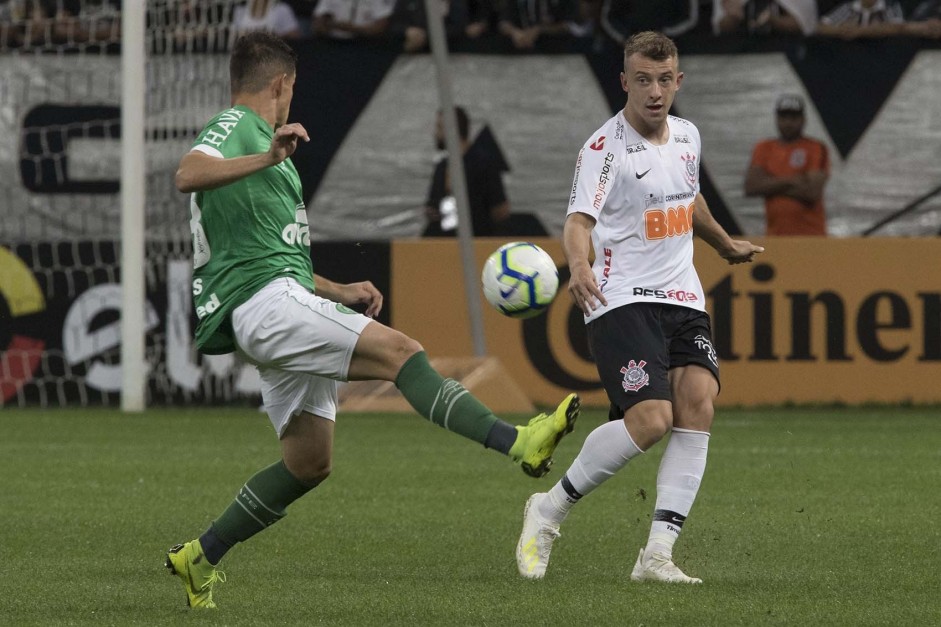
[745,94,830,236]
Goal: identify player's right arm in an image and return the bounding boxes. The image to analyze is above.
[176,123,309,193]
[312,273,383,318]
[563,212,607,316]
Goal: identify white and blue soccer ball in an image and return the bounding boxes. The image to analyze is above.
[481,242,559,319]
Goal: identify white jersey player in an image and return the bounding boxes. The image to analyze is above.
[567,111,706,321]
[516,31,763,584]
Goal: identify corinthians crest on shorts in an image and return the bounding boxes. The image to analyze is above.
[620,359,649,392]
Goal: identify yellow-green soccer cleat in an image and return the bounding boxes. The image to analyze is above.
[511,393,580,478]
[165,540,226,609]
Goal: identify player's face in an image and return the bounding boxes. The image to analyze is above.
[620,54,682,132]
[276,71,296,126]
[776,112,804,142]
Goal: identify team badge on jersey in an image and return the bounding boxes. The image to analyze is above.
[620,360,649,392]
[681,152,697,187]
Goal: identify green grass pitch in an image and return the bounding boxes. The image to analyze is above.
[2,405,940,625]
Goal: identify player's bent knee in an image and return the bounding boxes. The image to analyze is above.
[385,333,423,370]
[292,461,332,487]
[675,396,714,430]
[625,401,673,448]
[398,334,423,358]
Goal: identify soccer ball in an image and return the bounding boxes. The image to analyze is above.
[481,242,559,319]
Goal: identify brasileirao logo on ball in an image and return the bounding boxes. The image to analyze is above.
[481,242,560,319]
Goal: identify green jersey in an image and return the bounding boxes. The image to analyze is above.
[188,105,315,354]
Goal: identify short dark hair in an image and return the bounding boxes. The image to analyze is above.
[230,32,297,95]
[623,31,678,65]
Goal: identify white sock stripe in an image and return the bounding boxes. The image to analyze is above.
[671,427,710,437]
[442,389,468,430]
[235,498,268,529]
[242,485,281,517]
[620,421,645,455]
[429,386,443,421]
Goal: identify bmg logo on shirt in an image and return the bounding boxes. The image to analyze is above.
[644,202,695,240]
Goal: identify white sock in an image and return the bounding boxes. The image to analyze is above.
[538,420,643,525]
[646,428,709,559]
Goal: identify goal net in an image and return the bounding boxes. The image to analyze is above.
[0,1,263,407]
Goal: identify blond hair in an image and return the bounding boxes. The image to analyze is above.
[623,31,678,65]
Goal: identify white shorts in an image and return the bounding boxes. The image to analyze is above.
[231,277,373,436]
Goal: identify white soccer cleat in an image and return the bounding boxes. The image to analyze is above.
[630,547,702,584]
[515,493,561,579]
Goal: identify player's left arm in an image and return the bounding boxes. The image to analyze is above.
[312,273,383,318]
[692,193,764,265]
[176,123,309,193]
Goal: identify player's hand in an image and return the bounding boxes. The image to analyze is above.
[269,123,310,164]
[568,263,607,316]
[338,281,383,318]
[720,240,764,265]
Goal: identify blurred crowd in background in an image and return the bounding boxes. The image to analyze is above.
[2,0,939,238]
[2,0,941,53]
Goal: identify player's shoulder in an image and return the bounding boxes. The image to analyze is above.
[199,107,257,138]
[582,112,626,150]
[668,115,700,141]
[193,106,257,153]
[668,114,696,129]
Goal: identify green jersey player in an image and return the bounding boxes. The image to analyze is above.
[188,102,314,355]
[164,32,580,610]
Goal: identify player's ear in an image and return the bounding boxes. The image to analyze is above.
[619,71,628,94]
[675,71,684,90]
[272,73,286,97]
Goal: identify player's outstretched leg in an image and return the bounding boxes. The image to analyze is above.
[509,393,581,477]
[515,493,561,579]
[165,539,227,608]
[395,352,579,477]
[630,547,702,584]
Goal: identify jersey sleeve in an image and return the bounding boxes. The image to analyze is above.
[566,139,620,219]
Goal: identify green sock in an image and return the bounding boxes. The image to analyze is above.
[211,460,314,546]
[395,351,509,448]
